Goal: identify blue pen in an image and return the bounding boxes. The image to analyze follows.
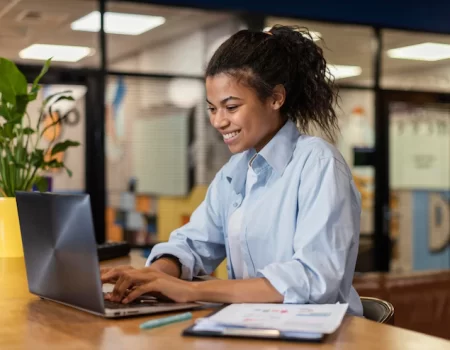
[139,312,193,330]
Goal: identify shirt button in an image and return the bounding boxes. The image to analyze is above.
[233,202,238,207]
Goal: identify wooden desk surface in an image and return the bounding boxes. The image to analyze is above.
[1,253,450,350]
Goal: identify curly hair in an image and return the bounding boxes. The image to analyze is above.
[205,25,339,142]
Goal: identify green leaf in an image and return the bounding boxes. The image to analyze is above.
[64,166,73,177]
[34,176,49,192]
[4,112,22,126]
[4,122,16,138]
[0,58,28,104]
[15,94,29,116]
[28,92,38,102]
[45,159,64,169]
[51,140,80,156]
[31,58,52,95]
[22,127,34,135]
[0,102,12,119]
[30,149,45,168]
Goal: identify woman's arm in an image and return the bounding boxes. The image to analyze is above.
[146,170,227,280]
[105,268,283,304]
[254,154,361,305]
[192,277,283,303]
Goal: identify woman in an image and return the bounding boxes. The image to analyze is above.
[102,25,363,316]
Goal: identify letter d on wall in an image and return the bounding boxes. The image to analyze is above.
[429,193,450,253]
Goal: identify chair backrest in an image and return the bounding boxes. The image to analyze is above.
[361,297,394,324]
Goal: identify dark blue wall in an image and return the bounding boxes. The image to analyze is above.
[124,0,450,34]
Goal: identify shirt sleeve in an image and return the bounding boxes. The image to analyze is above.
[256,155,361,304]
[146,171,226,280]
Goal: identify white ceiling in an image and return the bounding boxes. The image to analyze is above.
[1,0,450,90]
[0,0,232,68]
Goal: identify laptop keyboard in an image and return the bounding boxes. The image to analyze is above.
[97,241,130,261]
[103,295,177,309]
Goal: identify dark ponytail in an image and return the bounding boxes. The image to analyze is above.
[205,25,339,142]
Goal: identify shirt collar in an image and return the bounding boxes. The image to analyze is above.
[225,119,299,193]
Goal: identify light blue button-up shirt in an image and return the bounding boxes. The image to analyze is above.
[147,119,363,316]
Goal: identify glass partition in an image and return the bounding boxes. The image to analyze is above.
[382,29,450,92]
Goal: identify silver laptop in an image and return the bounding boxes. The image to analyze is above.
[15,191,200,318]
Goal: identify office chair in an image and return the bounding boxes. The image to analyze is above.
[361,297,395,325]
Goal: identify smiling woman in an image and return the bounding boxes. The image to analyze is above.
[101,25,364,317]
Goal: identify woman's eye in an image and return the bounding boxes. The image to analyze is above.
[226,105,238,111]
[207,106,216,112]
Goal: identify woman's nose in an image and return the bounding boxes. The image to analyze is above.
[211,110,229,129]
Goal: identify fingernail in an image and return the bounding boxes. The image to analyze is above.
[122,298,128,303]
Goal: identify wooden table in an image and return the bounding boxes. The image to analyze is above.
[2,253,450,350]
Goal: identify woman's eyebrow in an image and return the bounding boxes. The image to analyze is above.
[206,96,242,105]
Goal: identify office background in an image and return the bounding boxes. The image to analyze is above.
[2,0,449,278]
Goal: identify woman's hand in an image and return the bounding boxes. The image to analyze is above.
[101,265,136,284]
[103,267,198,304]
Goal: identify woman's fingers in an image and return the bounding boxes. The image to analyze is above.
[111,274,134,301]
[122,283,155,304]
[110,269,160,302]
[101,265,134,283]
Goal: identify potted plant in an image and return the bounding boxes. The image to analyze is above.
[0,57,80,257]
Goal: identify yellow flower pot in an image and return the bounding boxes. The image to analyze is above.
[0,198,24,258]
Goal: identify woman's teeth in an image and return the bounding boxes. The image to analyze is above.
[223,131,240,140]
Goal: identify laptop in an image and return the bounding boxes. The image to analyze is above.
[15,191,200,318]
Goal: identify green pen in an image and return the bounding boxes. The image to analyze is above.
[139,312,193,330]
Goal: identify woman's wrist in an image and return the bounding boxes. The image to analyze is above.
[188,281,206,302]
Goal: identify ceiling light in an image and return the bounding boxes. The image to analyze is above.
[71,11,165,35]
[19,44,93,62]
[263,27,321,41]
[327,65,362,79]
[387,42,450,61]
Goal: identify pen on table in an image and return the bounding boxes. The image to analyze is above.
[139,312,193,330]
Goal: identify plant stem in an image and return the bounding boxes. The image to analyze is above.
[23,166,39,192]
[0,146,10,195]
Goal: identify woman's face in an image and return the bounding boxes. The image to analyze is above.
[205,73,285,154]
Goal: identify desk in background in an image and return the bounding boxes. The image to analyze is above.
[1,252,450,350]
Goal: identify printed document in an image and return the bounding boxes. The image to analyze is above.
[194,303,348,334]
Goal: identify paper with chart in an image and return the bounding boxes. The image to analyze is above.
[201,303,348,334]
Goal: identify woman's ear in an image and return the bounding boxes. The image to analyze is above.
[271,84,286,111]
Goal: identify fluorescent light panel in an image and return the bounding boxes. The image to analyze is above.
[387,42,450,61]
[263,26,321,41]
[19,44,92,62]
[71,11,165,35]
[327,65,362,79]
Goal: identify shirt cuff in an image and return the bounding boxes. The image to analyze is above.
[146,243,195,280]
[256,260,309,304]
